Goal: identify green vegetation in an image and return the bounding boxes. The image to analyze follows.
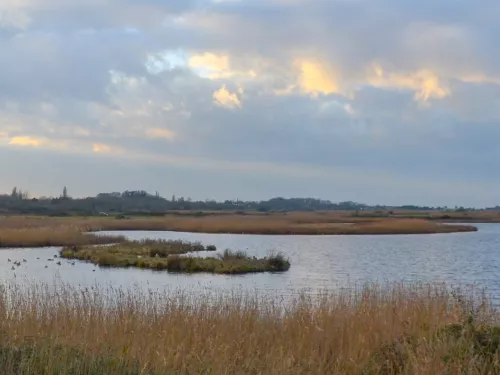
[363,303,500,374]
[0,188,377,215]
[60,240,289,274]
[0,343,143,375]
[60,239,213,268]
[166,249,290,274]
[1,186,496,216]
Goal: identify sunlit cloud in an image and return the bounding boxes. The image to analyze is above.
[367,64,450,103]
[92,143,112,153]
[9,136,41,147]
[296,60,340,97]
[189,52,229,77]
[213,85,242,108]
[0,0,498,205]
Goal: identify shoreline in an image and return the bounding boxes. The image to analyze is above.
[0,215,480,249]
[95,225,478,236]
[91,219,477,236]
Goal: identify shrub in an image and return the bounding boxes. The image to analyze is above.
[267,252,290,272]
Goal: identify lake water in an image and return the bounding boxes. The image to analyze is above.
[0,223,499,300]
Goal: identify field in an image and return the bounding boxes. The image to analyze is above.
[0,282,498,374]
[0,212,477,249]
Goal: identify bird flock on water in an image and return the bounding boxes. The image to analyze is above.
[6,255,96,271]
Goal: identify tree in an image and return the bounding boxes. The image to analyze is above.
[20,190,29,200]
[11,187,17,199]
[62,186,68,199]
[17,189,28,200]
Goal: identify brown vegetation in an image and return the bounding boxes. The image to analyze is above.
[0,212,478,249]
[0,282,497,374]
[86,215,477,235]
[0,226,124,248]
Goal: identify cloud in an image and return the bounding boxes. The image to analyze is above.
[213,85,242,108]
[92,143,112,153]
[366,64,450,103]
[9,136,41,147]
[296,60,340,96]
[0,0,498,205]
[145,128,176,140]
[189,52,230,78]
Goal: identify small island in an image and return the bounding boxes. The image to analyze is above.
[60,239,291,274]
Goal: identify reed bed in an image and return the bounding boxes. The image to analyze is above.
[0,215,477,249]
[60,242,290,274]
[0,282,497,374]
[0,226,125,248]
[87,216,476,235]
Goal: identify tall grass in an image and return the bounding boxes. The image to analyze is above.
[0,226,124,248]
[0,215,477,248]
[87,216,477,235]
[0,282,496,374]
[167,250,290,274]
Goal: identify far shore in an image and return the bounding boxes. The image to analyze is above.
[0,212,479,248]
[92,219,477,236]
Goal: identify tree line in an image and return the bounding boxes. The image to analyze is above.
[0,186,475,216]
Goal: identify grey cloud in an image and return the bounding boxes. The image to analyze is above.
[0,0,499,206]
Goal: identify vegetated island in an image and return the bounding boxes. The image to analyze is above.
[60,239,291,274]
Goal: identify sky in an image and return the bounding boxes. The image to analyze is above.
[0,0,499,207]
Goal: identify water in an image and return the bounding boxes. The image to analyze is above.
[0,223,499,299]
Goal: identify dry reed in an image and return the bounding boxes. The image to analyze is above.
[0,226,124,248]
[0,282,497,374]
[87,216,477,235]
[0,214,478,249]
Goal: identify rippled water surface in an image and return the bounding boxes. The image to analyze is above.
[0,223,499,298]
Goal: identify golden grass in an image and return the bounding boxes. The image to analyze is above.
[0,226,124,248]
[86,216,476,235]
[0,213,478,249]
[0,282,497,374]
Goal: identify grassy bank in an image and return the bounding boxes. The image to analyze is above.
[87,216,477,235]
[0,282,497,374]
[0,226,124,248]
[61,242,290,274]
[0,214,478,249]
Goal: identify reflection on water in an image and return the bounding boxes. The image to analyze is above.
[0,223,499,300]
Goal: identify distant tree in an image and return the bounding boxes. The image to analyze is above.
[11,187,17,199]
[62,186,68,199]
[17,189,28,200]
